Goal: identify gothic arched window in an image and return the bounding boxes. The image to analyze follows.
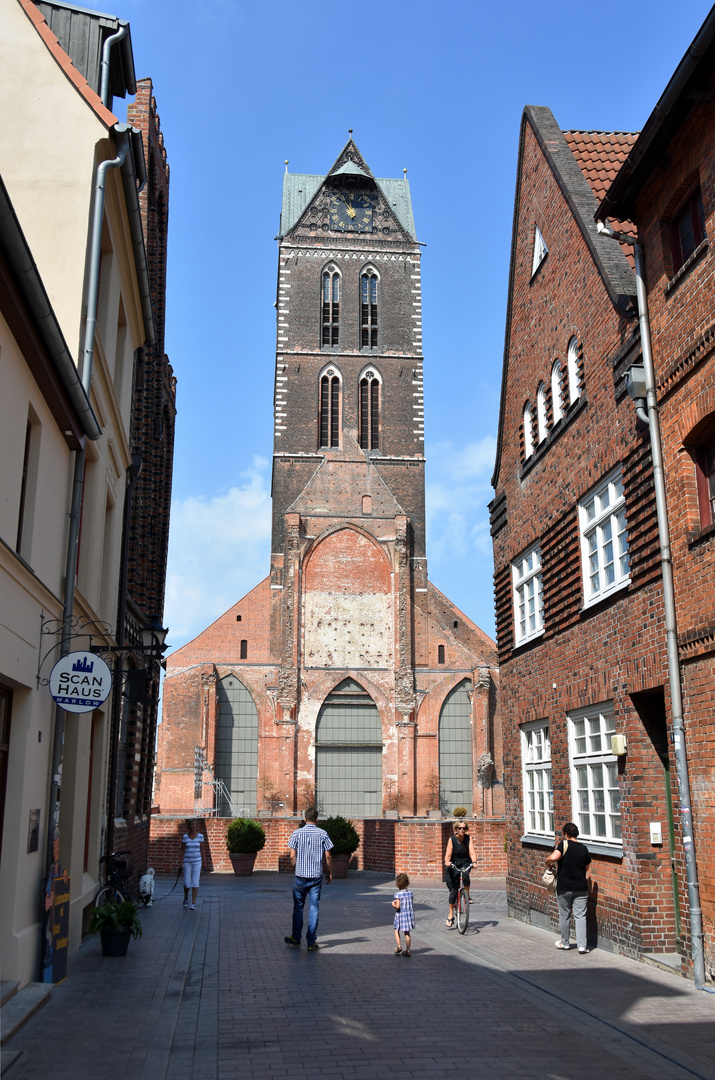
[359,366,381,450]
[551,360,563,423]
[360,269,379,349]
[319,366,341,448]
[523,403,534,459]
[536,382,548,443]
[567,336,581,403]
[322,266,340,347]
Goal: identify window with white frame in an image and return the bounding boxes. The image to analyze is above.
[512,543,544,644]
[532,225,548,277]
[579,468,630,605]
[521,721,553,836]
[568,703,621,845]
[551,360,563,423]
[567,336,581,403]
[536,382,548,443]
[523,403,534,459]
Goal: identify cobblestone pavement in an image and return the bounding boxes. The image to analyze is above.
[4,873,714,1080]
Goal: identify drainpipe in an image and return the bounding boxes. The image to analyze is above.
[597,221,705,989]
[43,142,127,973]
[99,23,128,109]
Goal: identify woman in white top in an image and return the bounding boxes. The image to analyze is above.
[181,819,205,909]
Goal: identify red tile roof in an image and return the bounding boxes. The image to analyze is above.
[563,130,638,204]
[563,130,638,268]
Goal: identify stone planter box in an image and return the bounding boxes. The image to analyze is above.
[229,852,258,875]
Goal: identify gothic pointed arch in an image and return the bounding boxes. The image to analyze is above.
[318,361,342,448]
[215,673,259,816]
[359,264,380,349]
[439,679,473,814]
[321,262,341,347]
[358,363,382,450]
[315,678,382,817]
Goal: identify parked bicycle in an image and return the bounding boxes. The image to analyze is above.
[94,849,132,907]
[450,862,473,934]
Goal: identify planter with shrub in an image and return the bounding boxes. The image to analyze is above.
[226,817,266,875]
[321,815,360,878]
[89,898,142,956]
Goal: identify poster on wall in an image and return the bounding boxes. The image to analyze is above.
[42,829,70,984]
[49,651,112,713]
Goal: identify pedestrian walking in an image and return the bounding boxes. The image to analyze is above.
[284,807,333,951]
[391,872,414,956]
[546,822,592,953]
[181,819,205,910]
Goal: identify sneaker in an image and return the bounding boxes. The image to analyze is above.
[307,943,320,952]
[284,936,300,948]
[578,947,590,954]
[190,904,196,910]
[183,899,189,907]
[555,940,571,950]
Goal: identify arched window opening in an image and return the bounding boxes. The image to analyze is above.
[551,361,563,423]
[438,644,445,664]
[359,368,381,450]
[319,368,341,448]
[523,404,534,459]
[567,337,581,403]
[316,679,382,817]
[240,639,248,659]
[322,267,340,346]
[439,680,473,815]
[215,675,258,816]
[360,270,378,348]
[537,383,548,443]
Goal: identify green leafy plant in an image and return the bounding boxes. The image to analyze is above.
[321,815,360,856]
[226,817,266,854]
[89,898,142,940]
[453,806,468,818]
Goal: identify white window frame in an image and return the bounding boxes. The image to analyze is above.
[536,382,548,443]
[531,225,548,277]
[568,702,621,847]
[521,720,553,838]
[551,360,563,423]
[579,467,630,607]
[567,336,581,403]
[523,403,534,459]
[512,542,544,645]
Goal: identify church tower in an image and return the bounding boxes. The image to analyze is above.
[156,140,500,825]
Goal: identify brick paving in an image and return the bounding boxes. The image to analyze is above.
[3,873,714,1080]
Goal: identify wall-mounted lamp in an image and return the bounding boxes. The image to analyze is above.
[611,734,627,757]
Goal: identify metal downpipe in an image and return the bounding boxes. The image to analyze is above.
[597,220,706,988]
[99,24,128,108]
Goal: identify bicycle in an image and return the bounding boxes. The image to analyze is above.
[450,862,473,934]
[94,849,132,907]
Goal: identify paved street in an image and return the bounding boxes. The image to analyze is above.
[3,873,714,1080]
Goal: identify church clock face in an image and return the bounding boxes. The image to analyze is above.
[329,192,373,232]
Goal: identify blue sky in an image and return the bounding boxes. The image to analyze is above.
[121,0,713,649]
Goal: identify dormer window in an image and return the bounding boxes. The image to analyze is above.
[322,266,340,347]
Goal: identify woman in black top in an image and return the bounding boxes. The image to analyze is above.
[444,823,477,927]
[546,822,591,953]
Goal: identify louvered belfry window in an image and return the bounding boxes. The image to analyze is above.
[322,270,340,346]
[359,371,380,450]
[319,370,340,448]
[360,272,378,348]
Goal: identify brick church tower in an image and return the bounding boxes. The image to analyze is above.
[156,139,500,827]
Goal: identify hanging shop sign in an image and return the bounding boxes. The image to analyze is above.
[49,651,112,713]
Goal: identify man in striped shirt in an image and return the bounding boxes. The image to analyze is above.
[284,807,333,951]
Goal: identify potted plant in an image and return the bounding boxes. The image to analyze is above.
[89,898,142,956]
[321,815,360,878]
[453,806,468,820]
[226,817,266,875]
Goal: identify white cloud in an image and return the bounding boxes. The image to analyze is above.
[164,457,271,648]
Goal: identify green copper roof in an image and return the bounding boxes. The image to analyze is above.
[331,160,369,178]
[280,172,416,239]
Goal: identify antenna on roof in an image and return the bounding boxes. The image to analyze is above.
[348,128,353,138]
[284,160,289,173]
[403,168,407,178]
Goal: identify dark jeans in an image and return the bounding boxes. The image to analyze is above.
[292,876,322,946]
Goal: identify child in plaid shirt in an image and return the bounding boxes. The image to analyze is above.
[391,872,414,956]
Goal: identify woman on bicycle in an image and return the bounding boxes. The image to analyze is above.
[444,821,476,927]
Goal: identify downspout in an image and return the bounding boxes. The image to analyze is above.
[99,23,128,109]
[597,221,706,990]
[43,141,128,971]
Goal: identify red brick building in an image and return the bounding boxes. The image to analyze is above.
[596,9,715,981]
[155,140,503,872]
[493,10,715,981]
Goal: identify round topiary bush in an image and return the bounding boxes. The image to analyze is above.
[226,817,266,854]
[321,815,360,856]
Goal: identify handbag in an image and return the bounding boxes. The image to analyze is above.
[542,839,567,893]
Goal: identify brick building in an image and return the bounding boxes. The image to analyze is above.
[492,8,715,981]
[155,140,503,873]
[595,8,715,980]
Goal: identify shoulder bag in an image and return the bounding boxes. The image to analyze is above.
[542,839,567,893]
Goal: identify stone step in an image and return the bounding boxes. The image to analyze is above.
[0,982,20,1007]
[642,952,683,977]
[0,982,53,1045]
